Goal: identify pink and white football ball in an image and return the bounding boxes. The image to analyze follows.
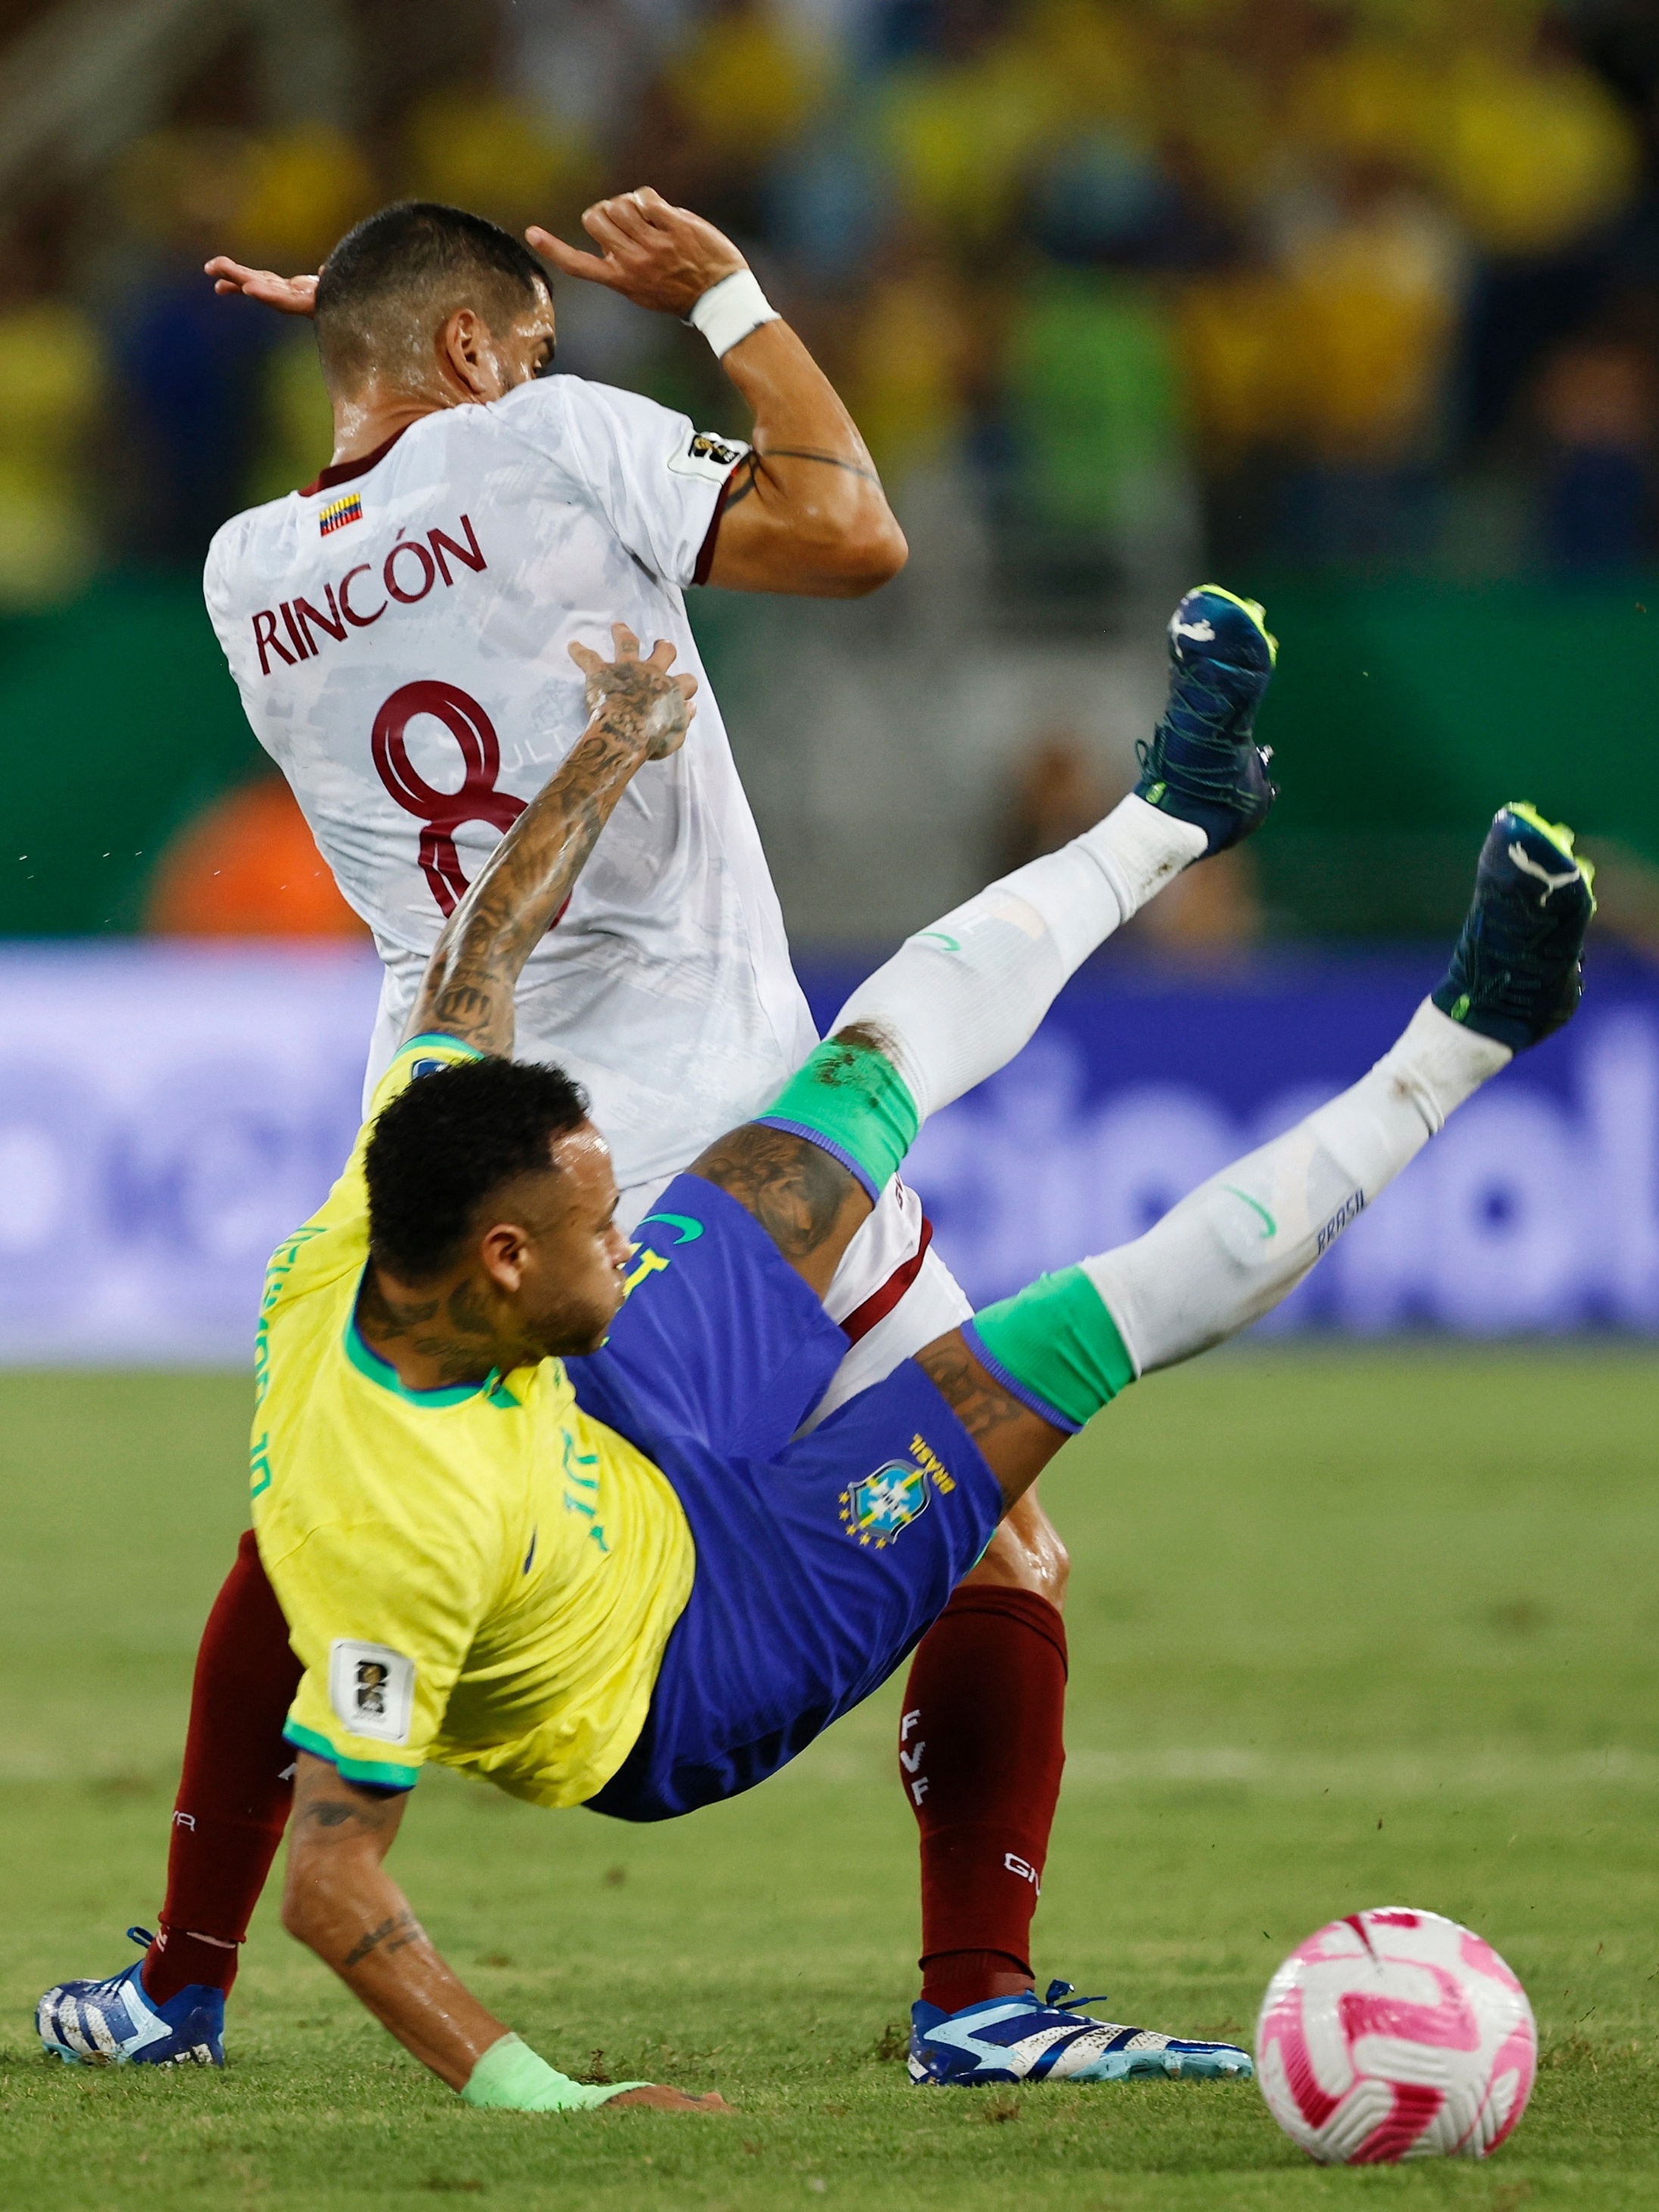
[1256,1907,1536,2164]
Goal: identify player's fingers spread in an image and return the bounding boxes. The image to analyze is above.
[607,2085,730,2112]
[535,228,617,284]
[567,640,603,675]
[525,227,601,280]
[644,636,679,670]
[610,622,642,659]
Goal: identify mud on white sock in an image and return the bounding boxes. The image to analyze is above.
[831,796,1205,1120]
[1373,996,1511,1133]
[1074,792,1207,929]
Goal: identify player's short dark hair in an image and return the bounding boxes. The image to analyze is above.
[365,1055,591,1281]
[314,201,551,387]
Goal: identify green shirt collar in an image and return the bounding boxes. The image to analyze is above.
[345,1306,520,1410]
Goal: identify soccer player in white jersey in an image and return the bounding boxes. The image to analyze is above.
[123,192,1267,2077]
[202,194,889,1207]
[203,194,970,1400]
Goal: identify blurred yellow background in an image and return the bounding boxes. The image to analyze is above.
[0,0,1654,943]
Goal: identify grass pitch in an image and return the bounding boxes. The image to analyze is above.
[1,1351,1655,2210]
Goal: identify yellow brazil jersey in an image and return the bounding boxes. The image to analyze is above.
[249,1034,695,1806]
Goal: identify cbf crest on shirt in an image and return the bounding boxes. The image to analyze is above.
[202,380,817,1195]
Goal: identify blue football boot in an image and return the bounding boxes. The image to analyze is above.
[1135,586,1279,854]
[909,1980,1254,2086]
[36,1927,224,2067]
[1432,803,1595,1054]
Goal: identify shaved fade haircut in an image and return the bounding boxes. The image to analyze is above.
[314,201,551,389]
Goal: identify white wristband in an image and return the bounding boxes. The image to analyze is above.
[687,270,779,359]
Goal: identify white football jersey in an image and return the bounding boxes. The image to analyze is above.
[204,373,817,1195]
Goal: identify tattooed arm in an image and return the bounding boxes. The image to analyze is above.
[701,318,906,598]
[401,624,694,1058]
[281,1752,717,2107]
[528,191,906,598]
[280,1751,501,2088]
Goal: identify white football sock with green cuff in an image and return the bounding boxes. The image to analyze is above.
[1084,998,1511,1376]
[964,998,1511,1431]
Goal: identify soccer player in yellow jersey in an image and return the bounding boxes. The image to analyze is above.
[41,614,1594,2104]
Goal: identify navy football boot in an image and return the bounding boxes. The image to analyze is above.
[1135,586,1279,854]
[1432,804,1595,1053]
[909,1979,1253,2086]
[37,1927,224,2067]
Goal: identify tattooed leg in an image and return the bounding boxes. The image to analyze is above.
[342,1911,422,1968]
[690,1123,871,1297]
[914,1329,1070,1507]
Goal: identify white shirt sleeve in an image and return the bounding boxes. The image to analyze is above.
[201,516,280,758]
[495,373,749,589]
[201,526,232,643]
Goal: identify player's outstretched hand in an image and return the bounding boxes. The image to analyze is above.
[205,255,320,316]
[529,189,746,317]
[569,623,697,761]
[606,2085,731,2112]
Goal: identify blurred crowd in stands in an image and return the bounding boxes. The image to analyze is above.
[2,0,1657,623]
[2,0,1659,945]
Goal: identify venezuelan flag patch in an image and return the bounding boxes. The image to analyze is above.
[318,491,362,537]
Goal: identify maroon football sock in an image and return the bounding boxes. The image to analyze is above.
[898,1583,1068,2016]
[144,1529,301,2005]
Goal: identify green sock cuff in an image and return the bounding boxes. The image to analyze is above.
[461,2033,651,2112]
[968,1266,1137,1432]
[756,1038,920,1197]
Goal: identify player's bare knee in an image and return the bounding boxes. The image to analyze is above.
[965,1501,1070,1609]
[1039,1523,1072,1606]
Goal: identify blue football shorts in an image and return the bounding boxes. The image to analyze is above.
[568,1173,1004,1822]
